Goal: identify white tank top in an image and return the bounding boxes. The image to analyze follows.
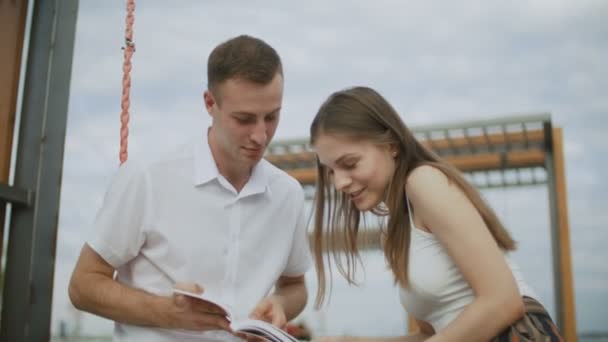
[399,198,538,332]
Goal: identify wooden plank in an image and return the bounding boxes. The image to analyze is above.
[266,150,315,164]
[287,168,317,185]
[284,150,546,185]
[265,130,547,166]
[419,129,545,150]
[0,0,29,261]
[551,127,577,341]
[447,149,545,172]
[447,153,501,171]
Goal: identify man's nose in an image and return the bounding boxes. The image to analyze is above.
[250,121,267,146]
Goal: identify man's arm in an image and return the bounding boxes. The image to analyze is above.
[271,274,308,321]
[68,243,230,331]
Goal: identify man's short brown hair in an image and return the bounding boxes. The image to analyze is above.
[207,35,283,98]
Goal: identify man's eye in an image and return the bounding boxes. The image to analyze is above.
[343,162,357,169]
[235,117,254,124]
[265,115,277,122]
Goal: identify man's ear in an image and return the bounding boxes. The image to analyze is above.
[203,90,216,114]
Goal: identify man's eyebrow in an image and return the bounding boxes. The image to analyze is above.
[231,107,281,116]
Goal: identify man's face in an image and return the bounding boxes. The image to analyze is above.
[205,74,283,171]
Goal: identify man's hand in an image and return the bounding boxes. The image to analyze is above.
[235,296,287,342]
[165,282,231,331]
[249,295,287,328]
[69,246,231,332]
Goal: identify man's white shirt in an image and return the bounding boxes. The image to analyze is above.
[88,130,311,341]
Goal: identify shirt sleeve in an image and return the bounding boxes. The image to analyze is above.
[87,160,150,269]
[281,187,312,277]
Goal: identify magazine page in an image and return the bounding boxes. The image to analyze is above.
[172,289,298,341]
[231,319,298,342]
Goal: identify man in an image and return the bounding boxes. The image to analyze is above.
[69,35,311,341]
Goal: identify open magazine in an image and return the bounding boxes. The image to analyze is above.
[173,289,298,342]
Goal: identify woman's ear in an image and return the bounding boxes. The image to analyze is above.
[389,144,398,158]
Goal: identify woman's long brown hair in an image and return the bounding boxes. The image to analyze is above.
[310,86,516,308]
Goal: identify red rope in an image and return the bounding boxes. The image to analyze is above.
[119,0,136,165]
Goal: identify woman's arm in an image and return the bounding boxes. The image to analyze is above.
[406,166,525,342]
[313,333,430,342]
[312,319,433,342]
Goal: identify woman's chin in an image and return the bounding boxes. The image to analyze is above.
[354,204,369,211]
[353,197,380,211]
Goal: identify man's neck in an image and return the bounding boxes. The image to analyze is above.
[207,129,252,193]
[221,168,251,193]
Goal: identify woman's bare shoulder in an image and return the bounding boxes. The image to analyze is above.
[405,164,449,195]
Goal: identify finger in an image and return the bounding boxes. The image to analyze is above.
[267,308,286,328]
[195,314,231,331]
[271,314,286,329]
[250,301,271,320]
[234,332,248,339]
[174,281,204,294]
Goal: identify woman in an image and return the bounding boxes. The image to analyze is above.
[309,87,562,341]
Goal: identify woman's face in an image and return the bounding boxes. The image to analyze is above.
[314,134,397,211]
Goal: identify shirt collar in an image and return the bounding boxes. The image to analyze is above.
[193,128,271,197]
[193,128,221,186]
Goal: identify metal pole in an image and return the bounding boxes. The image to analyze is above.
[0,0,79,340]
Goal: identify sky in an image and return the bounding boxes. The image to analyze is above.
[30,0,608,337]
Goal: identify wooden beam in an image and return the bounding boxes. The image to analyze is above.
[287,168,317,185]
[0,0,29,262]
[419,129,545,150]
[551,127,577,341]
[266,150,315,164]
[265,130,546,166]
[447,149,545,172]
[284,150,546,185]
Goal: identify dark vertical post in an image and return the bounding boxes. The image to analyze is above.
[0,0,79,340]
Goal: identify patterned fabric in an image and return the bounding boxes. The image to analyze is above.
[492,296,563,342]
